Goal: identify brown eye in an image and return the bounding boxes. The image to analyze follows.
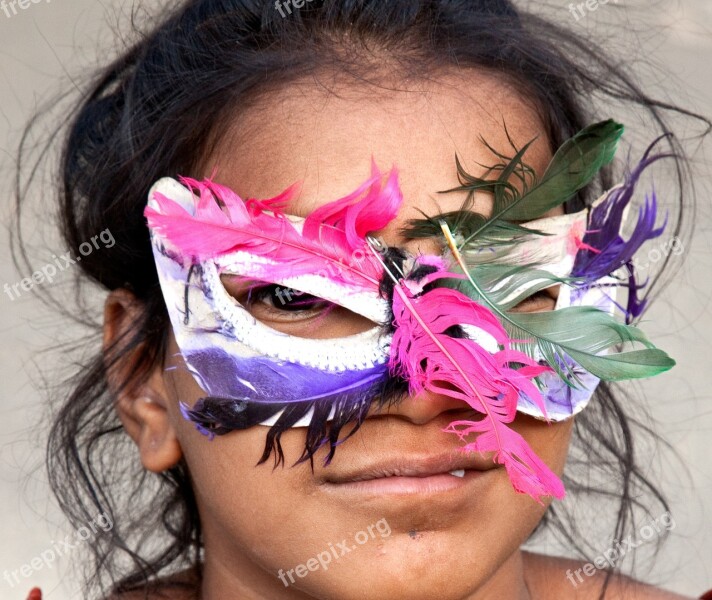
[219,275,376,339]
[219,275,334,320]
[249,284,331,313]
[510,289,557,313]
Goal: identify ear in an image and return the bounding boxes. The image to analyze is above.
[103,288,183,473]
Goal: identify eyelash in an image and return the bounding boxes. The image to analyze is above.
[247,284,332,314]
[514,290,556,308]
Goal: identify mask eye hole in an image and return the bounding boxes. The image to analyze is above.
[509,287,558,313]
[219,275,377,339]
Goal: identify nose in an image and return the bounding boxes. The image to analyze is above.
[379,386,475,426]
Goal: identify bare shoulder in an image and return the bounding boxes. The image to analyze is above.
[103,568,198,600]
[522,551,694,600]
[105,586,196,600]
[105,592,194,600]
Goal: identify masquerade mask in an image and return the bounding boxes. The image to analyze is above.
[145,120,674,501]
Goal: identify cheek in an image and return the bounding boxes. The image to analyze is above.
[163,346,333,572]
[178,427,328,565]
[162,351,367,583]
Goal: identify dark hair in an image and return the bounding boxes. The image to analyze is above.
[12,0,709,598]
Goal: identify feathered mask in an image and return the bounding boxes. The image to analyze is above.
[144,120,674,502]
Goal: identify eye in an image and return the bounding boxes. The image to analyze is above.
[220,277,334,319]
[247,284,332,314]
[510,288,557,313]
[219,275,375,338]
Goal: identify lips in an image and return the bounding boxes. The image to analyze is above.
[320,450,497,485]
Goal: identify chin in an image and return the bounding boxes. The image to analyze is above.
[298,530,497,600]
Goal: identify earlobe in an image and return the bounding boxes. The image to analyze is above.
[104,289,183,473]
[118,393,183,473]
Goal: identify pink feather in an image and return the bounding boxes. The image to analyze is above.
[303,159,402,253]
[388,277,565,501]
[144,165,402,289]
[444,418,565,500]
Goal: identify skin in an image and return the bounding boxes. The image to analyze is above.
[104,70,692,600]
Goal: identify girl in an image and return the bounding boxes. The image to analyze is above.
[16,1,710,598]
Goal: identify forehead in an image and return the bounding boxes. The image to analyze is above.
[202,70,553,246]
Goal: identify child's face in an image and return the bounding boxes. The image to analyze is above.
[160,70,574,599]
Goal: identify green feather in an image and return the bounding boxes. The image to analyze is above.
[511,308,675,382]
[400,120,675,385]
[439,223,675,384]
[473,266,575,309]
[403,120,624,250]
[494,120,624,222]
[445,263,575,308]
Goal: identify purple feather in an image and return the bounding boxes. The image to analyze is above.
[184,347,388,405]
[572,137,672,322]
